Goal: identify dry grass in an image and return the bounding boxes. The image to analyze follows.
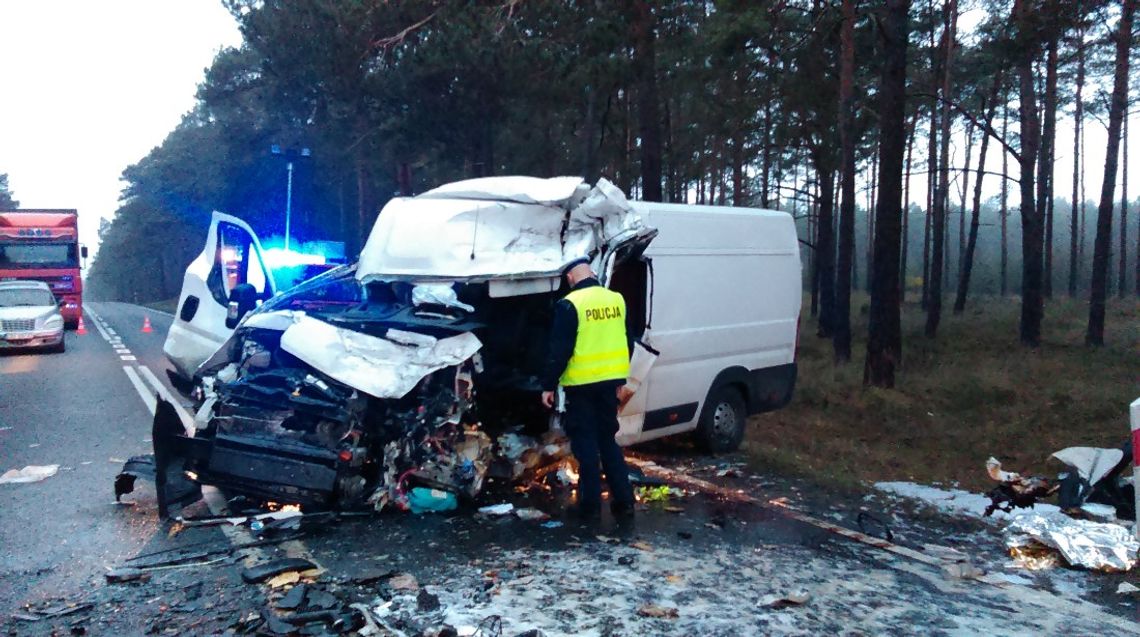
[745,293,1140,493]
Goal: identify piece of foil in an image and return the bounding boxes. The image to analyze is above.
[1004,512,1138,572]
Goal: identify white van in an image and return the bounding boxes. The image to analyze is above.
[153,177,800,510]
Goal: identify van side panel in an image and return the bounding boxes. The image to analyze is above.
[626,203,801,445]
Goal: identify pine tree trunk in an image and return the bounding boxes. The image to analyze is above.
[1069,23,1083,297]
[1013,0,1044,346]
[1040,37,1059,298]
[816,159,837,338]
[630,0,662,202]
[867,148,878,293]
[1119,112,1128,297]
[957,120,975,289]
[1001,102,1009,297]
[834,0,858,363]
[925,0,956,338]
[955,74,1001,313]
[902,114,916,303]
[1087,0,1135,345]
[865,0,910,388]
[922,5,938,311]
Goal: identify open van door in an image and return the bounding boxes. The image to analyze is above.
[598,228,657,444]
[164,212,275,382]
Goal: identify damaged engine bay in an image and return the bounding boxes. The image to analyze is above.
[116,177,651,517]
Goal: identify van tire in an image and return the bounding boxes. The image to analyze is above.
[696,385,746,453]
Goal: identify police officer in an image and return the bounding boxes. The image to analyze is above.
[541,257,636,520]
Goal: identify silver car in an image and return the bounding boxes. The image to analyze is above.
[0,280,66,353]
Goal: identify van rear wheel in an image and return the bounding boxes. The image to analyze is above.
[696,385,746,453]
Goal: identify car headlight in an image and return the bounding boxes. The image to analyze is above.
[42,315,63,329]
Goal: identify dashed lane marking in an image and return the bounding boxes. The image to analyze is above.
[137,365,194,434]
[119,355,137,361]
[123,366,157,414]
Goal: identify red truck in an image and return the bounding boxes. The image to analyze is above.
[0,209,87,328]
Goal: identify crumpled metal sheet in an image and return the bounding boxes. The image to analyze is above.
[1004,512,1139,572]
[280,314,482,399]
[356,177,649,283]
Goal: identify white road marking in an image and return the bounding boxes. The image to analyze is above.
[86,311,113,341]
[123,366,157,414]
[115,349,131,354]
[119,355,137,361]
[137,365,195,435]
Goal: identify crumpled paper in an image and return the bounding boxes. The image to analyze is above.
[1005,512,1138,572]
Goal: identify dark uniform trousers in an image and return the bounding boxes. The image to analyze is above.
[563,382,635,511]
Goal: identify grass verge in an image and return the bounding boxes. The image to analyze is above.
[745,294,1139,493]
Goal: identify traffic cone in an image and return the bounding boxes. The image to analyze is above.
[76,316,87,335]
[142,315,153,333]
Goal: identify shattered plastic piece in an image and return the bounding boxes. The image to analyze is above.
[104,567,150,584]
[540,521,563,529]
[942,562,985,580]
[0,464,59,484]
[636,604,679,619]
[275,584,307,610]
[1004,512,1139,571]
[759,591,811,609]
[267,572,301,588]
[389,573,419,591]
[1117,582,1140,594]
[241,558,318,584]
[408,488,459,514]
[513,508,549,522]
[479,503,515,516]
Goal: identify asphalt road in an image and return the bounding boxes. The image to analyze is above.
[0,302,178,611]
[0,302,1135,636]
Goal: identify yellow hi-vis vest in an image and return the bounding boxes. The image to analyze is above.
[559,285,631,386]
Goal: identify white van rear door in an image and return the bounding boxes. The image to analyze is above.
[163,212,275,380]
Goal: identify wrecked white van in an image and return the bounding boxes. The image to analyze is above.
[130,177,800,515]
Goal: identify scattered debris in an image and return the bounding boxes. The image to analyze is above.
[0,464,59,484]
[983,443,1135,520]
[513,508,549,522]
[630,541,653,552]
[478,503,515,517]
[103,567,150,584]
[540,521,563,529]
[417,588,441,612]
[636,604,679,619]
[177,508,304,528]
[10,602,93,622]
[637,485,677,503]
[1005,512,1139,572]
[408,487,459,514]
[267,572,301,588]
[241,558,319,584]
[942,562,986,580]
[1117,582,1139,594]
[275,584,308,610]
[759,591,811,609]
[389,573,419,591]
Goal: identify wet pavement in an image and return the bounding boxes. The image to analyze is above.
[2,302,1138,636]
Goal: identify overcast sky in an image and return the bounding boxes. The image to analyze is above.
[0,2,1134,264]
[0,1,241,256]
